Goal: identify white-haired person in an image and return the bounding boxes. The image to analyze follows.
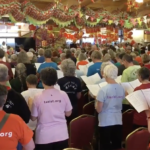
[58,59,82,122]
[29,48,37,63]
[95,64,125,150]
[17,51,36,76]
[76,53,88,69]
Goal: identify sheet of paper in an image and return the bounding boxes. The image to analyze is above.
[142,89,150,108]
[88,73,101,84]
[78,65,88,75]
[81,76,92,85]
[121,82,133,94]
[126,90,148,113]
[12,68,15,75]
[35,63,41,70]
[99,82,108,88]
[57,70,64,79]
[115,75,122,83]
[58,65,61,70]
[54,84,60,90]
[129,79,141,89]
[87,85,100,97]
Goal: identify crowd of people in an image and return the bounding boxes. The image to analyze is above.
[0,42,150,150]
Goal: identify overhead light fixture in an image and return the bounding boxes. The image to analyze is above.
[15,22,24,26]
[136,0,143,3]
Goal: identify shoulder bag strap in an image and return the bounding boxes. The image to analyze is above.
[0,113,10,131]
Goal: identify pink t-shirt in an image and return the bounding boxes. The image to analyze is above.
[31,88,72,144]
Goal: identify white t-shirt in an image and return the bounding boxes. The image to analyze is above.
[1,45,7,52]
[21,88,43,130]
[21,85,60,130]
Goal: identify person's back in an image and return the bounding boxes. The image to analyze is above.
[37,56,45,63]
[87,51,102,77]
[37,49,58,88]
[0,112,34,150]
[31,68,72,150]
[0,85,34,150]
[121,54,141,82]
[133,67,150,127]
[122,65,140,82]
[97,84,125,125]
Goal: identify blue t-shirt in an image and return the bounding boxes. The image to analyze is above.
[37,56,45,63]
[96,84,125,127]
[38,62,58,88]
[87,62,102,77]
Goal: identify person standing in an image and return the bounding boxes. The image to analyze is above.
[121,54,141,82]
[30,68,72,150]
[1,41,7,52]
[0,85,35,150]
[95,64,125,150]
[0,64,30,123]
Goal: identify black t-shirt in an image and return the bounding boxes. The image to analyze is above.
[24,63,36,76]
[118,64,125,76]
[10,77,27,93]
[57,76,82,106]
[3,89,30,123]
[71,57,77,65]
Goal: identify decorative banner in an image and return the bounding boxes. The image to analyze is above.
[0,0,147,30]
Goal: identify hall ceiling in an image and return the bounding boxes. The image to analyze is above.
[22,0,150,17]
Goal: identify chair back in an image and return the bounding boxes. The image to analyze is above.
[69,115,95,149]
[122,109,134,141]
[83,101,95,116]
[126,127,150,150]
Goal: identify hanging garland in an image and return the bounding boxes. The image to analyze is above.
[0,0,147,29]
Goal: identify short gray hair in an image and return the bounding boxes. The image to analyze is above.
[78,53,86,61]
[103,64,118,79]
[61,59,76,76]
[18,51,30,63]
[75,50,81,58]
[0,64,8,82]
[102,54,111,62]
[27,52,33,58]
[44,49,51,58]
[29,48,35,53]
[38,48,44,56]
[60,53,66,60]
[10,54,17,62]
[91,51,101,60]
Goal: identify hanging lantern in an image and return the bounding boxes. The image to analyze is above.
[29,24,36,31]
[42,40,47,47]
[47,25,53,30]
[49,33,54,38]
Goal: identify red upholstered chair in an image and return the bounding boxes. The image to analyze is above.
[83,101,95,116]
[122,109,134,141]
[69,115,96,150]
[125,127,150,150]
